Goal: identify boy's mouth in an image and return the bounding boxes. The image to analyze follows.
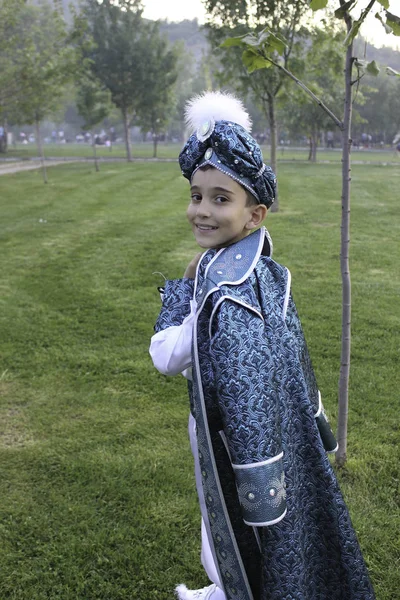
[195,224,218,231]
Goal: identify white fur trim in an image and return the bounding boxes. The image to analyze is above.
[185,91,252,133]
[176,584,189,599]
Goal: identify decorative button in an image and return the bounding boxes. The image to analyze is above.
[217,270,223,275]
[235,254,242,260]
[215,141,218,146]
[234,159,239,164]
[247,492,255,500]
[269,488,276,497]
[201,121,211,136]
[205,148,213,160]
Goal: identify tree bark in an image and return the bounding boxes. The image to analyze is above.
[267,94,279,212]
[336,33,354,468]
[92,130,99,172]
[153,135,158,158]
[0,119,8,153]
[122,108,132,162]
[35,118,48,184]
[309,130,318,163]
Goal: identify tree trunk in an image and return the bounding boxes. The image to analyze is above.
[267,94,279,212]
[336,34,354,468]
[35,118,48,184]
[92,130,99,172]
[122,108,132,162]
[0,119,8,153]
[153,135,158,158]
[310,130,318,163]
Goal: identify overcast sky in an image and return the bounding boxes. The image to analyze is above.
[141,0,400,49]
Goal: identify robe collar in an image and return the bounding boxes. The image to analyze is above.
[195,227,272,305]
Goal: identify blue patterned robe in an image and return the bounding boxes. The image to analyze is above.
[154,227,375,600]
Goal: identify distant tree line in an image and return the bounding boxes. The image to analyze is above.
[0,0,399,163]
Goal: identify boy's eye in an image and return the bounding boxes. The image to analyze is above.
[215,196,228,203]
[191,194,201,203]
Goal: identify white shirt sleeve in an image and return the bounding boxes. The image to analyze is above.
[149,298,197,376]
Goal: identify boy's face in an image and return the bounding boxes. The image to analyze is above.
[187,167,265,249]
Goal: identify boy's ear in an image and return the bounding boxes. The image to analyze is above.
[246,204,267,229]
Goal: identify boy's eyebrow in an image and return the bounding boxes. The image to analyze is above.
[190,185,234,194]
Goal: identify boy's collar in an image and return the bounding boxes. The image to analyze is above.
[195,227,272,303]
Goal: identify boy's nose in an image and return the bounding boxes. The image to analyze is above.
[196,200,211,217]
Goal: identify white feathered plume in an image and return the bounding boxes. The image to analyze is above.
[185,91,252,133]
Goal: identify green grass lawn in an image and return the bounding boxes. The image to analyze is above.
[3,141,400,164]
[0,161,399,599]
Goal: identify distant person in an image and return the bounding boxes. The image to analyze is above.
[326,130,334,148]
[149,91,375,600]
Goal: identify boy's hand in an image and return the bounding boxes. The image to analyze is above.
[184,253,203,279]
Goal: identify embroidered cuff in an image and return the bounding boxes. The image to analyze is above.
[233,453,287,526]
[154,278,195,332]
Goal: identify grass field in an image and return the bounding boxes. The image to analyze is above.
[0,161,399,599]
[3,141,400,164]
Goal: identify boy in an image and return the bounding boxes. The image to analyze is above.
[150,92,375,600]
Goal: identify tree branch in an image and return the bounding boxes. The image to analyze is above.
[260,51,343,130]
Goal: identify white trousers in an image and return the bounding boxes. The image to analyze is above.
[188,414,227,598]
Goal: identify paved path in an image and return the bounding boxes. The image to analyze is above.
[0,159,81,176]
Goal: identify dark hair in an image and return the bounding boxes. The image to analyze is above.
[245,190,259,207]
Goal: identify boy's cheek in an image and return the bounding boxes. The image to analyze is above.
[186,205,195,222]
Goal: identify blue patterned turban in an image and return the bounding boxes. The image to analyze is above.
[179,118,276,208]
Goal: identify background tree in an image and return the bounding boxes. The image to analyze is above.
[282,27,344,161]
[222,0,400,465]
[204,0,314,210]
[0,0,30,153]
[354,71,400,144]
[76,76,112,171]
[81,0,174,162]
[136,27,179,158]
[0,0,78,180]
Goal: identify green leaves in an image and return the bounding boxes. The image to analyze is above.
[375,12,393,34]
[344,18,363,46]
[221,27,287,65]
[385,10,400,36]
[309,0,328,10]
[242,49,271,73]
[354,59,380,77]
[220,34,257,48]
[386,66,400,77]
[334,0,357,19]
[377,0,390,9]
[366,60,380,76]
